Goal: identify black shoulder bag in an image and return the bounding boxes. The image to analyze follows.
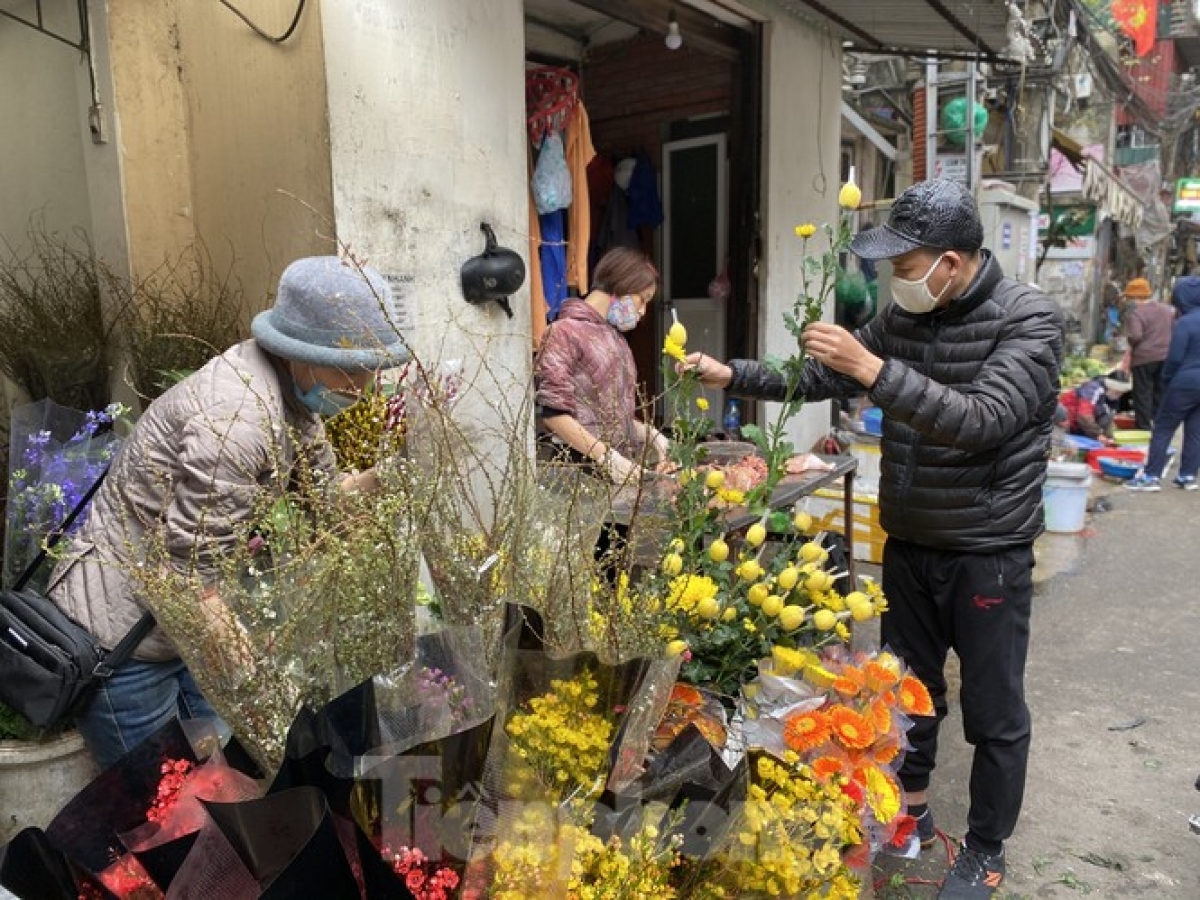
[0,469,156,729]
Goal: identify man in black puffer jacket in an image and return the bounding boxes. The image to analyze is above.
[686,179,1063,900]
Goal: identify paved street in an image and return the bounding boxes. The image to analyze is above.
[871,469,1200,898]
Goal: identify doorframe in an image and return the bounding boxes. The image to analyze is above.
[661,132,729,308]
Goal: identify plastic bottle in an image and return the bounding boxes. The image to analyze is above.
[723,399,741,440]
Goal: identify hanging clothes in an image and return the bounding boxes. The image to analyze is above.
[626,151,664,230]
[539,209,569,321]
[564,101,595,295]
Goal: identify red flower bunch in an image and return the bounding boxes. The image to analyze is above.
[385,844,460,900]
[146,759,195,825]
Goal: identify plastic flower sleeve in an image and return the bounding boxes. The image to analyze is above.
[459,605,658,898]
[4,398,123,589]
[43,718,200,878]
[0,826,85,900]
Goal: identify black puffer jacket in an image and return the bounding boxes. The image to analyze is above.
[729,252,1064,552]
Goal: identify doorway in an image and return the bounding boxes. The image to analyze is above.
[662,131,728,428]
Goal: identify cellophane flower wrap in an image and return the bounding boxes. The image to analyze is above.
[4,398,125,589]
[458,605,679,899]
[741,641,936,856]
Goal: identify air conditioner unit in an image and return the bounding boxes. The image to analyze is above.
[1073,74,1093,99]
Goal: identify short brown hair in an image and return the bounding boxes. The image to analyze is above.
[591,247,658,297]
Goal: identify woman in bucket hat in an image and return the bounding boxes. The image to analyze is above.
[49,256,407,767]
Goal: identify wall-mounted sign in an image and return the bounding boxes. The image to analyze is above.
[1174,178,1200,214]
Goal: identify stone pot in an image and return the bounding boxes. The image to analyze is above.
[0,731,98,844]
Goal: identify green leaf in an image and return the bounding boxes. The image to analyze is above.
[739,424,765,444]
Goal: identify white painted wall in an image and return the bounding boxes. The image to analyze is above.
[747,3,846,452]
[0,1,94,248]
[319,0,533,514]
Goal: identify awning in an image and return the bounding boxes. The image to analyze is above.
[778,0,1015,61]
[1081,158,1144,230]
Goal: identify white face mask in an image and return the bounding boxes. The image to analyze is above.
[891,253,952,314]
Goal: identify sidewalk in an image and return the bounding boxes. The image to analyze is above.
[870,471,1200,897]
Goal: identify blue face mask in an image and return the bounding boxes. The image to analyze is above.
[294,382,359,417]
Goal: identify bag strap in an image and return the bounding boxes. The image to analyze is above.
[13,466,110,592]
[93,611,158,678]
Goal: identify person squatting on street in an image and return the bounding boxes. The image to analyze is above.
[1055,369,1131,441]
[1125,274,1200,492]
[1121,277,1176,429]
[49,256,405,767]
[534,246,672,484]
[683,179,1063,900]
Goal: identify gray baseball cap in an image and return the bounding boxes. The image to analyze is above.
[850,179,984,260]
[252,256,409,371]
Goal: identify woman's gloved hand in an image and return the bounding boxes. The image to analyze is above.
[604,448,644,485]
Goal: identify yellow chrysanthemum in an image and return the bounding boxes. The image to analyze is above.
[662,336,687,362]
[665,574,719,613]
[794,222,817,238]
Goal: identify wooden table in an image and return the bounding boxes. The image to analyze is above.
[609,455,860,584]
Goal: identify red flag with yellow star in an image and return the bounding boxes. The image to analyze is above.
[1111,0,1158,56]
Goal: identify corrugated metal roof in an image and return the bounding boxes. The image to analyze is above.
[775,0,1015,61]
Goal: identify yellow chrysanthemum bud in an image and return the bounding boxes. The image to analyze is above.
[800,541,828,564]
[668,321,688,346]
[748,583,770,606]
[761,594,784,618]
[697,596,722,620]
[708,538,730,563]
[778,605,805,630]
[851,601,876,622]
[794,222,817,238]
[745,522,767,548]
[793,511,813,533]
[813,609,838,631]
[722,606,737,623]
[662,553,684,576]
[705,469,725,490]
[696,396,710,411]
[739,559,763,582]
[665,639,688,657]
[839,171,862,210]
[776,566,799,591]
[806,569,833,593]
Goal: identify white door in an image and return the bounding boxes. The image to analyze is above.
[662,133,728,429]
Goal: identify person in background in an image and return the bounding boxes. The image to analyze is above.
[1121,277,1176,429]
[535,246,670,483]
[1125,275,1200,491]
[49,256,404,767]
[1055,370,1131,441]
[683,179,1063,900]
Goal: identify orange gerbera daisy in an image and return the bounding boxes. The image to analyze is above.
[810,755,845,780]
[864,660,900,691]
[828,706,875,750]
[832,666,865,697]
[873,741,901,765]
[783,709,831,753]
[898,675,934,717]
[869,699,893,734]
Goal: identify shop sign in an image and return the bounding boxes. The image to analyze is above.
[1174,178,1200,213]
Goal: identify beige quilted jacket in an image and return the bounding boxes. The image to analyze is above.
[49,340,335,661]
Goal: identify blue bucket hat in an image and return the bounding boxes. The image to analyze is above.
[251,256,409,371]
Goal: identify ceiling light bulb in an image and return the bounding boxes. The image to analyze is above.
[665,20,683,50]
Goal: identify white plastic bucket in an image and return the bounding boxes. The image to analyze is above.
[1043,461,1092,533]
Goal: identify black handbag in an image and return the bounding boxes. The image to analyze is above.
[0,468,156,729]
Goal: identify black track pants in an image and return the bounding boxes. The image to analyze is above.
[880,537,1034,846]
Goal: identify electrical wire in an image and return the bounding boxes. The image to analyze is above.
[218,0,306,44]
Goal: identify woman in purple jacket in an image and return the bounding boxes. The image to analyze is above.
[534,247,670,484]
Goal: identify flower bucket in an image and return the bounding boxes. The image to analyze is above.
[0,731,98,844]
[1043,461,1092,533]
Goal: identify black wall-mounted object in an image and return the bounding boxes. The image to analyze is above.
[461,223,525,319]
